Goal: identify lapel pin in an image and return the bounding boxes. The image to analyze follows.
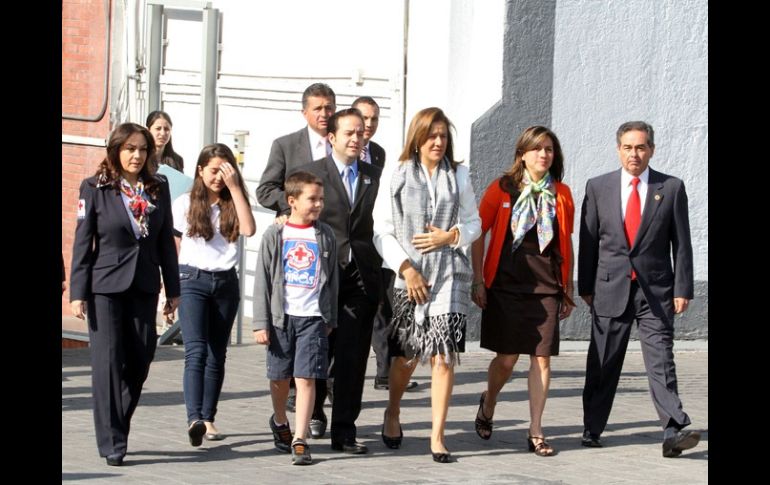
[364,177,371,184]
[654,194,662,201]
[503,202,510,208]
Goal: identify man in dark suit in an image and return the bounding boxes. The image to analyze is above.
[350,96,419,393]
[293,108,382,454]
[256,83,335,426]
[351,96,385,169]
[256,83,336,216]
[578,121,700,458]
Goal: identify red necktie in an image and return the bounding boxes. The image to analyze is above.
[624,177,641,279]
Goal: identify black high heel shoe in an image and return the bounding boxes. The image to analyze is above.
[381,410,403,449]
[430,446,452,463]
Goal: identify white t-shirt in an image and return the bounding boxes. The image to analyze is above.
[282,222,322,316]
[172,193,238,271]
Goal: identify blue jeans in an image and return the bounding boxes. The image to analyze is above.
[178,264,240,423]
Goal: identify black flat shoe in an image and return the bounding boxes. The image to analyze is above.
[188,420,206,447]
[381,410,403,449]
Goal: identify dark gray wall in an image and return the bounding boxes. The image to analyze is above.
[466,0,707,341]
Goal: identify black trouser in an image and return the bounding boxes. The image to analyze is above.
[87,289,158,457]
[582,281,691,437]
[371,269,395,379]
[312,262,377,443]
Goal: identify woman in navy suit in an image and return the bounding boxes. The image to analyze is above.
[69,122,180,466]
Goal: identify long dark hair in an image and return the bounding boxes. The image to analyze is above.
[94,123,161,198]
[146,110,184,171]
[186,143,249,243]
[502,125,564,193]
[398,107,461,170]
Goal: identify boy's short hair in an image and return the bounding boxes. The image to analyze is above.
[285,170,323,200]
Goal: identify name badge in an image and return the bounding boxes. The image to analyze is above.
[363,177,371,185]
[503,202,510,208]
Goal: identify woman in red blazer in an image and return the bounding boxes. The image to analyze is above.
[69,123,180,466]
[470,126,575,457]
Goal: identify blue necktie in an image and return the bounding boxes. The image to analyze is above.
[342,166,354,206]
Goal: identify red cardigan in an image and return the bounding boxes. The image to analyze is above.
[479,178,575,289]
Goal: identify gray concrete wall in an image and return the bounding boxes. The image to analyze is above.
[468,0,708,340]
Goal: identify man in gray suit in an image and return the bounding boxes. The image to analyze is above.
[257,83,336,216]
[578,121,700,458]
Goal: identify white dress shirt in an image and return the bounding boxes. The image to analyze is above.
[307,127,330,161]
[621,166,649,220]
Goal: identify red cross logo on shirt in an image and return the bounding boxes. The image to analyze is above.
[286,242,315,270]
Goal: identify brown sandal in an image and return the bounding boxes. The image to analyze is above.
[474,391,494,440]
[527,435,555,457]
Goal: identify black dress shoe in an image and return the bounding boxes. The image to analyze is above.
[331,438,369,454]
[105,453,124,466]
[581,430,602,448]
[374,377,419,391]
[309,412,327,439]
[662,430,701,458]
[374,376,389,390]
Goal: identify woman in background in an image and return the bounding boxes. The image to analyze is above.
[146,110,184,171]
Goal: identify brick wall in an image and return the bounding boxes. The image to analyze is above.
[62,0,112,319]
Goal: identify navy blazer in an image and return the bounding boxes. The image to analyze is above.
[577,168,694,320]
[293,157,383,302]
[257,127,315,215]
[70,175,180,301]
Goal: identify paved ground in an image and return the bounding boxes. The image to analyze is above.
[62,341,708,484]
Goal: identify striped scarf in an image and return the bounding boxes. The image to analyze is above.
[390,156,472,330]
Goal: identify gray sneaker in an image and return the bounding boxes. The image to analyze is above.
[291,438,312,465]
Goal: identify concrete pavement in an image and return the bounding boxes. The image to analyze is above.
[62,341,708,484]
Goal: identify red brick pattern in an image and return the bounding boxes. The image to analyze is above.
[62,0,113,317]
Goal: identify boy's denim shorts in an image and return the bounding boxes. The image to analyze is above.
[266,315,329,380]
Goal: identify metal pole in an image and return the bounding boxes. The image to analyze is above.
[200,7,219,146]
[233,130,248,344]
[147,4,163,115]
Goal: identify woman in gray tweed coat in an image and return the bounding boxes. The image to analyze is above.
[372,107,481,463]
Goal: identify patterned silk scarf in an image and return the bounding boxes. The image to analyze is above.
[120,177,156,238]
[509,170,556,253]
